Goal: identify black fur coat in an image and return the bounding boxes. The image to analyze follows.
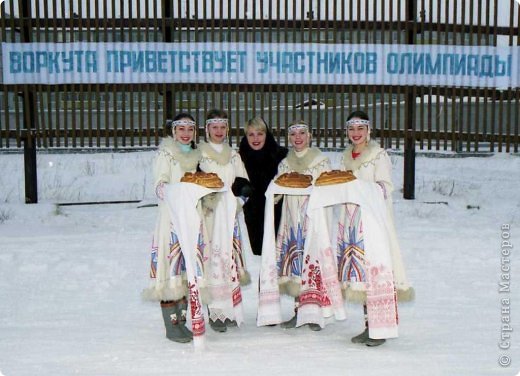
[239,131,288,255]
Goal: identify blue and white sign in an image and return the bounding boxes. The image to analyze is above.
[2,42,519,88]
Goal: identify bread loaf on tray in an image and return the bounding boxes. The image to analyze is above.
[315,170,356,186]
[181,172,224,189]
[274,172,313,188]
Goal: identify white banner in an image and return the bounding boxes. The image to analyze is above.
[2,42,519,88]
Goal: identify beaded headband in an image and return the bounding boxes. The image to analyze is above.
[206,118,228,126]
[288,124,309,132]
[345,118,371,129]
[171,119,196,127]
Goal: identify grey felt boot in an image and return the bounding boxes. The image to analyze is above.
[365,337,386,347]
[351,327,385,346]
[280,308,298,329]
[176,298,193,340]
[351,328,369,343]
[307,323,322,331]
[209,319,228,332]
[224,318,238,327]
[160,301,192,343]
[351,304,370,343]
[207,308,228,333]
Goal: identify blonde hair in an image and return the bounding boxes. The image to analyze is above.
[246,116,268,133]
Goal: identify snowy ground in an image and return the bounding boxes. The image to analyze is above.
[0,149,519,376]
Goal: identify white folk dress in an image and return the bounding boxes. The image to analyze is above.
[142,137,202,302]
[274,147,331,297]
[198,141,251,325]
[339,140,414,302]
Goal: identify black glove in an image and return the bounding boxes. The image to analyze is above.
[232,177,253,198]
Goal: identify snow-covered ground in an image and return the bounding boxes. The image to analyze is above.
[0,149,519,376]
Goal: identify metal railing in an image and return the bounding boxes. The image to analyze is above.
[0,0,518,153]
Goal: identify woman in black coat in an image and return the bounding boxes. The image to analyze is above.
[239,116,288,256]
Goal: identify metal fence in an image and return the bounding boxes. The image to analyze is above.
[0,0,519,152]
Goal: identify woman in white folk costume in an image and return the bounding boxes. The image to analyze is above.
[339,110,414,346]
[142,113,202,343]
[198,109,252,333]
[274,120,331,330]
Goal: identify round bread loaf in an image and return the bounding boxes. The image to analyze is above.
[274,172,313,188]
[181,172,224,188]
[315,170,356,186]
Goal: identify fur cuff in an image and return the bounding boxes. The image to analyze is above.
[343,287,368,303]
[141,278,188,302]
[278,277,302,297]
[342,285,415,303]
[239,269,252,286]
[397,286,415,302]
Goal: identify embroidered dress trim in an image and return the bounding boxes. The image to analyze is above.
[158,138,200,172]
[341,142,386,172]
[199,142,232,166]
[155,182,165,200]
[376,181,388,199]
[285,147,324,174]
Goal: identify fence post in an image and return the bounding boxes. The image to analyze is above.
[162,0,173,121]
[21,0,38,203]
[403,0,416,200]
[19,87,38,204]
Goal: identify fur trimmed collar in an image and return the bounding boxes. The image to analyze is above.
[286,147,323,173]
[158,137,201,171]
[342,141,386,171]
[199,141,232,165]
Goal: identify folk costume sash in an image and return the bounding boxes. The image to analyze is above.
[205,190,245,325]
[297,179,399,339]
[164,182,226,347]
[257,181,312,326]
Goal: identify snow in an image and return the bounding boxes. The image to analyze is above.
[0,149,519,376]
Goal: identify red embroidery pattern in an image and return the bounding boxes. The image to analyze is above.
[188,281,205,336]
[232,286,243,307]
[366,264,398,329]
[299,255,331,307]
